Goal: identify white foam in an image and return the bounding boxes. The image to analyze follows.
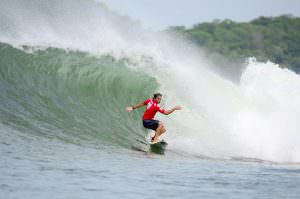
[165,59,300,163]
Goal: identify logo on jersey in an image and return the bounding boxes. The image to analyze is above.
[146,100,154,109]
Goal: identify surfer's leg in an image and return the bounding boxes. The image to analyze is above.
[152,122,165,143]
[160,127,166,135]
[157,126,166,140]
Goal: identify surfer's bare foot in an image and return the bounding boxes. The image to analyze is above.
[151,136,159,144]
[151,133,157,142]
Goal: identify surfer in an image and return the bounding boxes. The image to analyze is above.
[126,93,182,143]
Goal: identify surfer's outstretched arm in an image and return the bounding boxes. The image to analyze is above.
[125,102,145,112]
[162,106,182,115]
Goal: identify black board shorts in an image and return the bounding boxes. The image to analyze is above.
[143,120,159,131]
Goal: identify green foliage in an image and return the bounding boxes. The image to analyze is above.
[167,15,300,73]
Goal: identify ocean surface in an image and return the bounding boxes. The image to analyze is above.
[1,1,300,198]
[1,118,300,199]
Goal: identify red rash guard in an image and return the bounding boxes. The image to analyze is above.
[142,98,166,120]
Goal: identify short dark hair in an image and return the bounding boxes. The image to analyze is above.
[153,93,162,99]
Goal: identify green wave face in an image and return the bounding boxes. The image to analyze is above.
[0,43,158,148]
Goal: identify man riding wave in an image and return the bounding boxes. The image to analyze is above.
[126,93,182,143]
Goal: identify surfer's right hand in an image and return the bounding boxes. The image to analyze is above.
[125,107,133,112]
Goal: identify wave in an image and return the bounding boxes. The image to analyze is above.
[0,43,157,148]
[1,0,300,163]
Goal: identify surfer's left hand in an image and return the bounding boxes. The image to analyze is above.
[174,106,182,110]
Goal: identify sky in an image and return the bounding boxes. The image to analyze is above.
[99,0,300,30]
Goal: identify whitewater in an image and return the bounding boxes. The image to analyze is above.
[1,0,300,198]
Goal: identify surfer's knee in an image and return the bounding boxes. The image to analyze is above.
[159,121,164,127]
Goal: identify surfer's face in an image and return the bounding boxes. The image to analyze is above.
[154,96,162,104]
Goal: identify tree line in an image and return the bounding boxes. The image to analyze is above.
[167,15,300,73]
